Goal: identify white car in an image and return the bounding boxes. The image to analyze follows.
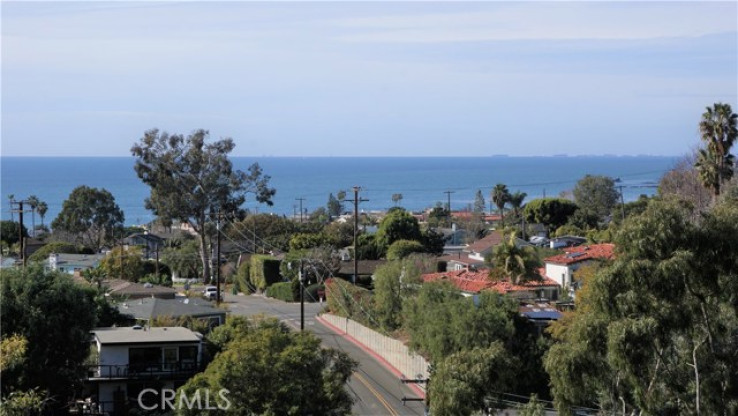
[202,285,223,300]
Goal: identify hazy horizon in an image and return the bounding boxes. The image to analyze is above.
[2,2,736,157]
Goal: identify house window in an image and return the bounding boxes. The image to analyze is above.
[129,347,161,373]
[163,347,177,371]
[179,346,198,370]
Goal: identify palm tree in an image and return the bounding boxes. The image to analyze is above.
[491,184,511,226]
[27,195,39,235]
[36,201,48,228]
[508,191,527,218]
[490,232,541,285]
[697,103,738,197]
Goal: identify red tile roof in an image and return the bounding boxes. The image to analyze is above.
[466,231,504,254]
[544,243,615,265]
[422,268,559,295]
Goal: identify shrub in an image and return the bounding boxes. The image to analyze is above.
[305,283,325,303]
[386,239,425,260]
[266,282,295,302]
[249,255,282,291]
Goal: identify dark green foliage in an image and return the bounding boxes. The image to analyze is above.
[545,199,738,414]
[421,228,447,255]
[386,239,425,260]
[161,240,202,280]
[427,205,450,228]
[523,198,578,233]
[51,185,124,252]
[375,209,422,254]
[305,283,324,303]
[288,233,325,251]
[178,317,357,416]
[229,214,297,253]
[325,278,375,328]
[1,267,98,407]
[249,255,282,291]
[572,175,619,220]
[0,220,27,247]
[132,129,275,281]
[356,234,382,260]
[266,282,295,302]
[436,260,447,272]
[234,261,252,293]
[26,241,78,263]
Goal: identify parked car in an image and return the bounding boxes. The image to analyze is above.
[202,285,224,300]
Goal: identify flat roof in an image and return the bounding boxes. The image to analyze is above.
[92,326,201,345]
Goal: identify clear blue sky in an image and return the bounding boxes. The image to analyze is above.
[2,1,736,157]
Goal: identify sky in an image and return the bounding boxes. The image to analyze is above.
[1,1,736,157]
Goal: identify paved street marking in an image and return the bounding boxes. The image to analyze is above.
[354,372,399,416]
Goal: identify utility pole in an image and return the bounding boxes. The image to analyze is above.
[296,198,305,223]
[346,186,368,285]
[11,200,31,267]
[444,190,454,226]
[216,211,222,305]
[299,261,305,331]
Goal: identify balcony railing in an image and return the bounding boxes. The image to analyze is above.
[85,361,200,380]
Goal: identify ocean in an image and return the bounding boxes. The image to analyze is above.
[1,156,677,226]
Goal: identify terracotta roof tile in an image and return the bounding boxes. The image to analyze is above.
[544,243,615,265]
[422,268,559,295]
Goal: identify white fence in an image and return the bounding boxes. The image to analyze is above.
[320,313,430,386]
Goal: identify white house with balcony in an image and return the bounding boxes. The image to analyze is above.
[84,326,203,414]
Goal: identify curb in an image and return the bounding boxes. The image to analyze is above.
[316,315,426,399]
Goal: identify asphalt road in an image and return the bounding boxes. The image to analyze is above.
[222,293,427,416]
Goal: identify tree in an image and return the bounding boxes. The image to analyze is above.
[26,195,40,235]
[508,191,527,218]
[327,193,341,218]
[696,102,737,197]
[0,221,27,248]
[391,193,403,206]
[160,239,202,280]
[659,151,713,218]
[523,198,578,233]
[178,317,357,416]
[375,208,422,254]
[545,199,738,414]
[36,201,48,228]
[386,239,425,261]
[372,257,426,332]
[1,267,98,409]
[99,246,144,281]
[490,232,541,285]
[131,129,275,281]
[572,175,619,220]
[429,344,514,416]
[473,190,486,217]
[491,183,511,226]
[51,185,124,252]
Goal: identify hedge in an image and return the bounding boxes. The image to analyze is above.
[266,282,295,302]
[249,255,282,291]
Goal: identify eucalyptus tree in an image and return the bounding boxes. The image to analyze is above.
[696,102,737,197]
[491,183,511,226]
[131,129,275,282]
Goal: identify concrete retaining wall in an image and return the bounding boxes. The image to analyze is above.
[320,313,430,384]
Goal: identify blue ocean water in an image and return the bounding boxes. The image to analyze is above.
[1,156,677,226]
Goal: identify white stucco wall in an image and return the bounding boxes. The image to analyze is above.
[545,263,571,287]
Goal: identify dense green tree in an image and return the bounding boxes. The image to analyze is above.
[161,239,202,280]
[696,103,737,197]
[429,344,514,416]
[99,246,144,281]
[1,267,98,409]
[523,198,578,233]
[386,239,425,261]
[288,232,326,251]
[490,232,541,285]
[178,318,357,416]
[280,247,340,284]
[426,204,450,228]
[372,257,429,332]
[327,193,341,218]
[322,221,354,248]
[229,213,300,253]
[131,129,275,281]
[51,185,124,252]
[27,241,78,262]
[375,209,422,254]
[491,184,511,225]
[572,175,619,220]
[545,198,738,414]
[0,220,27,247]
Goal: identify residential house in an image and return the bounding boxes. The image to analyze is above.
[46,253,106,276]
[421,268,560,300]
[440,230,503,271]
[543,243,615,289]
[549,235,587,249]
[104,279,177,300]
[118,297,226,329]
[123,232,164,259]
[83,326,203,415]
